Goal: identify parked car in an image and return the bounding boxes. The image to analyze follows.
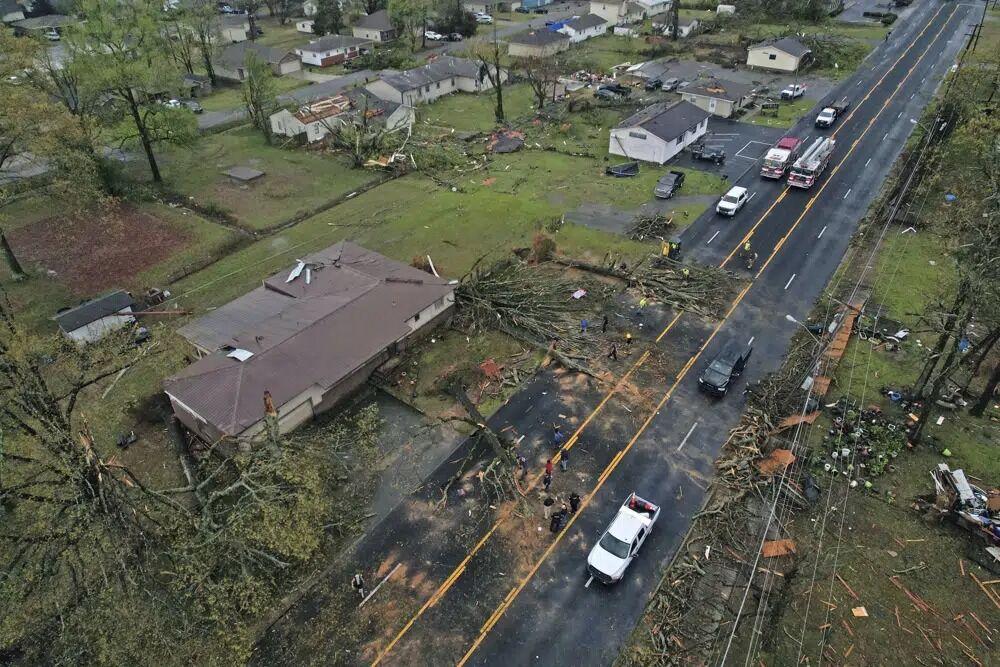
[644,78,663,91]
[698,342,753,397]
[447,32,464,41]
[44,29,60,41]
[476,14,494,23]
[161,98,183,110]
[515,5,530,12]
[661,77,681,92]
[424,30,445,40]
[182,99,204,114]
[716,185,749,217]
[595,87,624,101]
[587,493,661,584]
[690,142,726,164]
[654,170,685,199]
[533,7,549,13]
[599,82,631,96]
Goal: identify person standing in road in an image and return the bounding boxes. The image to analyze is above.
[543,495,555,519]
[601,314,609,333]
[580,318,588,333]
[553,426,565,449]
[569,492,581,513]
[625,332,633,348]
[608,343,618,360]
[545,458,554,476]
[351,573,367,600]
[543,471,552,491]
[559,448,569,471]
[517,454,528,480]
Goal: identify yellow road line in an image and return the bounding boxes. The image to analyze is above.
[453,6,957,665]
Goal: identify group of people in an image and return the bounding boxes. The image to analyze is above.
[543,491,581,533]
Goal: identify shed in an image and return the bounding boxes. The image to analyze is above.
[54,290,135,344]
[747,37,812,73]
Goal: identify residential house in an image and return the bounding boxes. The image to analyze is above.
[352,9,397,43]
[365,56,506,106]
[653,16,698,37]
[746,37,813,73]
[557,13,608,43]
[1,0,25,23]
[295,35,372,67]
[296,18,314,34]
[215,42,302,81]
[589,0,644,24]
[463,1,522,12]
[165,242,456,443]
[506,30,570,58]
[680,78,755,118]
[519,0,553,10]
[269,88,413,143]
[631,0,670,17]
[54,290,135,345]
[609,100,709,164]
[181,72,213,98]
[10,13,76,36]
[217,14,250,42]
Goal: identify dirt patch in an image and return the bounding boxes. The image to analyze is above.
[7,205,189,295]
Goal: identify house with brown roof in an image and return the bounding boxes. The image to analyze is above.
[268,88,414,143]
[215,42,302,81]
[165,242,455,443]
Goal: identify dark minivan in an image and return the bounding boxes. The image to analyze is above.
[698,343,753,397]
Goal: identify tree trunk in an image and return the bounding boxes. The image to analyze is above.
[125,90,161,183]
[0,229,24,277]
[449,383,515,466]
[913,308,972,442]
[913,283,968,395]
[961,325,1000,391]
[670,0,679,41]
[969,360,1000,417]
[201,44,218,86]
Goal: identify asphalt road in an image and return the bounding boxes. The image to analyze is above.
[254,3,973,665]
[462,2,973,665]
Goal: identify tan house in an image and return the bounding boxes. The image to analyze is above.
[746,37,813,73]
[166,242,456,443]
[269,88,413,143]
[589,0,644,24]
[215,42,302,81]
[352,9,397,43]
[507,30,570,58]
[680,78,755,118]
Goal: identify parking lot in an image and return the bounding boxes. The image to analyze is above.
[670,118,788,182]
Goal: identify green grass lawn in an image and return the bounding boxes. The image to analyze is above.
[198,76,313,113]
[569,34,651,71]
[419,83,537,131]
[255,17,312,51]
[157,126,382,231]
[747,96,815,128]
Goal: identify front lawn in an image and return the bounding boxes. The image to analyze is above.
[198,76,314,112]
[419,83,537,131]
[157,126,383,231]
[746,96,815,128]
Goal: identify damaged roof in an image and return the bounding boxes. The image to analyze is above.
[616,100,709,142]
[167,242,454,437]
[682,78,756,102]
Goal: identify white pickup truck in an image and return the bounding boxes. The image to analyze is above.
[780,84,807,100]
[587,492,661,584]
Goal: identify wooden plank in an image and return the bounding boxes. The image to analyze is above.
[837,573,860,600]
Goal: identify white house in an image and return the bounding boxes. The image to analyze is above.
[609,100,709,164]
[557,13,608,43]
[366,56,506,106]
[269,88,413,143]
[680,78,755,118]
[296,18,314,33]
[632,0,671,17]
[295,35,372,67]
[746,37,813,73]
[654,16,698,37]
[54,290,135,345]
[352,9,397,43]
[589,0,644,25]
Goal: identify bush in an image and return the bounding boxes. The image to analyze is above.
[530,232,556,263]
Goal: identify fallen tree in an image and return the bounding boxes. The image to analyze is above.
[628,212,674,241]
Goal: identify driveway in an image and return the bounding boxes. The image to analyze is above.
[634,58,837,102]
[564,195,718,236]
[670,118,788,183]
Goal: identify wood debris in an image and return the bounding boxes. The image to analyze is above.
[762,539,797,557]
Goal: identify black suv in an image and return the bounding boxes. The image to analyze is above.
[654,170,685,199]
[698,343,753,397]
[598,82,631,97]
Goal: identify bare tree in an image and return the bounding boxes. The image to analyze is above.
[242,52,278,143]
[519,55,564,108]
[469,37,507,124]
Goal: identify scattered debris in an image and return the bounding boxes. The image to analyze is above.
[487,129,525,154]
[762,539,797,557]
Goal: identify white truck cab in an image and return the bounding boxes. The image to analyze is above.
[587,493,661,584]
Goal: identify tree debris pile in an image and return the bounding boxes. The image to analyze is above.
[554,253,739,319]
[628,213,674,241]
[454,259,600,370]
[620,407,808,666]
